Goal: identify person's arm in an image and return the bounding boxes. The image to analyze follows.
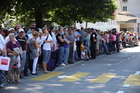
[58,36,65,42]
[65,38,70,44]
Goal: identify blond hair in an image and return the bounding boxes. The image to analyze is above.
[33,31,39,37]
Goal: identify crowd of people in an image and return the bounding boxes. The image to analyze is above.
[0,22,139,87]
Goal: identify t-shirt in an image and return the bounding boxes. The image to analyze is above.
[64,38,69,48]
[0,34,5,50]
[16,36,27,50]
[6,41,21,51]
[41,34,52,50]
[112,35,116,41]
[56,33,64,46]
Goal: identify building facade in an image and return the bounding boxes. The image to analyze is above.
[76,0,140,32]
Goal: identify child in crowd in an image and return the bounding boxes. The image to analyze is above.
[10,54,20,84]
[81,42,89,60]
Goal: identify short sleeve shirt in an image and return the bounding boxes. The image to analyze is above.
[56,33,64,46]
[6,41,21,51]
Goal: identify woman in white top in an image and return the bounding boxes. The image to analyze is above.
[41,28,53,73]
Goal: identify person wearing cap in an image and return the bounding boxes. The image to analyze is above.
[16,28,28,77]
[5,28,17,44]
[15,24,22,37]
[62,27,67,35]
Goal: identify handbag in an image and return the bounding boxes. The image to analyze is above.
[41,35,49,49]
[0,56,10,71]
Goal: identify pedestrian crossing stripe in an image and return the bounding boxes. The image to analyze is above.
[123,75,140,85]
[31,72,64,81]
[60,72,89,82]
[90,73,116,83]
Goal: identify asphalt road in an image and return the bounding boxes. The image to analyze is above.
[1,46,140,93]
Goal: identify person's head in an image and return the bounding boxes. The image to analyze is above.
[68,28,73,34]
[63,27,67,31]
[42,28,48,34]
[18,28,24,36]
[50,26,55,32]
[41,23,47,29]
[31,27,36,34]
[33,31,39,39]
[9,34,15,43]
[73,27,77,31]
[58,27,63,33]
[112,31,116,35]
[8,28,15,34]
[16,24,22,31]
[97,30,101,34]
[64,32,68,37]
[1,29,8,37]
[81,27,84,31]
[30,22,36,28]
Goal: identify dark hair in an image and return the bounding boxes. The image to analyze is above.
[50,26,54,31]
[2,29,9,37]
[81,27,84,31]
[41,23,46,28]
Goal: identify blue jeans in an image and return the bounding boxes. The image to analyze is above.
[102,44,109,54]
[72,50,79,61]
[42,49,51,63]
[0,70,2,85]
[58,46,64,64]
[63,47,69,64]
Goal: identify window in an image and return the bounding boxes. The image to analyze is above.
[122,0,128,3]
[123,6,127,11]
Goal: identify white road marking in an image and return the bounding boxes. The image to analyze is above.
[123,71,140,87]
[115,60,125,65]
[134,71,140,75]
[117,91,124,93]
[123,84,130,87]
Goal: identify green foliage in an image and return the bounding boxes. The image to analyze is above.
[0,0,116,28]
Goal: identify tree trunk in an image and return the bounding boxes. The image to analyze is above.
[35,8,43,28]
[86,22,88,29]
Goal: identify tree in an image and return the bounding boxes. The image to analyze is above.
[0,0,116,28]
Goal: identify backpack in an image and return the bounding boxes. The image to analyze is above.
[47,59,55,71]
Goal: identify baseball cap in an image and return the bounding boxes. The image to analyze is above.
[8,28,15,32]
[18,28,24,32]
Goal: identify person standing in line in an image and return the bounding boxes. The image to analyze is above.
[15,24,22,37]
[5,28,17,44]
[56,28,65,66]
[67,28,75,64]
[90,29,97,59]
[63,32,70,65]
[50,26,59,66]
[28,31,40,75]
[16,28,27,78]
[1,29,9,39]
[26,22,37,35]
[0,34,6,88]
[73,27,81,59]
[41,28,53,73]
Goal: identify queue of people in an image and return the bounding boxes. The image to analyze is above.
[0,22,139,88]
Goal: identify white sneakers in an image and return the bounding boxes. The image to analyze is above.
[61,63,66,66]
[0,84,5,88]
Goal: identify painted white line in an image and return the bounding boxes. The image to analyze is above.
[123,84,130,87]
[117,91,124,93]
[134,71,140,75]
[115,60,125,65]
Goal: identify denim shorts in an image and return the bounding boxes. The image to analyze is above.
[42,49,51,63]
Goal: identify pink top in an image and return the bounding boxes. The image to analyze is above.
[103,34,109,43]
[109,34,113,41]
[112,35,116,41]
